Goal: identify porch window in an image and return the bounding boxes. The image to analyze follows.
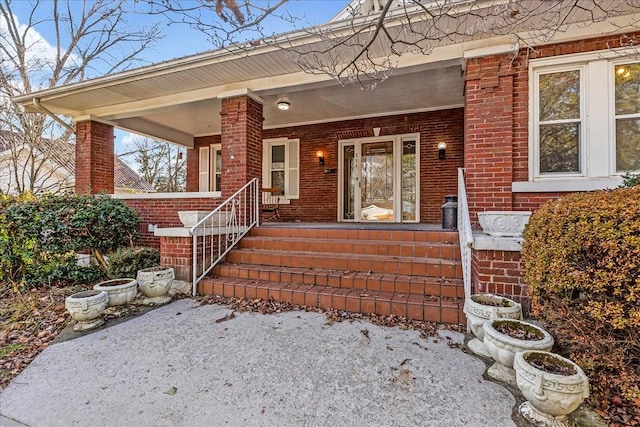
[262,138,299,200]
[614,63,640,172]
[198,144,222,191]
[529,52,640,184]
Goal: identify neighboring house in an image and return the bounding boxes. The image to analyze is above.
[11,1,640,322]
[0,131,155,195]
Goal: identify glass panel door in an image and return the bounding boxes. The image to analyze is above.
[360,141,394,222]
[342,144,356,220]
[401,140,417,221]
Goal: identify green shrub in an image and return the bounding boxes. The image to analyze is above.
[522,187,640,417]
[0,193,139,287]
[620,171,640,188]
[106,246,160,279]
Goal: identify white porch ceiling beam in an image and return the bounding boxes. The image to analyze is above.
[111,117,194,147]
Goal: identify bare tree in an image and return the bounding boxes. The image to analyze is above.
[0,0,161,194]
[144,0,640,89]
[118,135,186,192]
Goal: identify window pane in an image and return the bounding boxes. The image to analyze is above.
[539,70,580,121]
[271,145,285,164]
[215,150,222,171]
[615,63,640,115]
[401,141,417,221]
[271,171,285,195]
[215,174,221,192]
[539,123,580,173]
[616,118,640,171]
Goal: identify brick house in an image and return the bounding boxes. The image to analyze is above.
[12,2,640,324]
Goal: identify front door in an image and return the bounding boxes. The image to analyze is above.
[339,134,419,222]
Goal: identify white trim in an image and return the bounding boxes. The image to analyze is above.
[337,132,420,223]
[262,137,299,202]
[528,49,640,183]
[113,191,221,200]
[512,178,621,193]
[210,143,222,192]
[216,88,265,104]
[463,42,519,59]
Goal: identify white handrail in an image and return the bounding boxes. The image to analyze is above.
[457,168,474,322]
[190,178,259,295]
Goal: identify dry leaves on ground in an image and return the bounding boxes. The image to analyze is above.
[0,285,84,390]
[197,295,465,340]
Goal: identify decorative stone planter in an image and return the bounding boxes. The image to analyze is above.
[515,351,589,426]
[65,290,108,331]
[477,211,532,237]
[137,266,174,305]
[483,319,554,368]
[464,293,522,341]
[93,278,138,306]
[178,211,230,227]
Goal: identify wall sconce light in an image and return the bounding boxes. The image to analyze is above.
[316,150,325,166]
[438,141,447,160]
[277,100,290,111]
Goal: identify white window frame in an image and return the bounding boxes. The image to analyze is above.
[531,65,587,179]
[262,138,300,204]
[198,144,222,193]
[517,48,639,193]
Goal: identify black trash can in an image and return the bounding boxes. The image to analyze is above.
[442,195,458,230]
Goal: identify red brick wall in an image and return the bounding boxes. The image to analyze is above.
[465,31,640,219]
[123,197,221,248]
[472,249,530,313]
[186,136,221,192]
[75,120,114,194]
[220,96,263,197]
[262,109,464,223]
[160,236,192,282]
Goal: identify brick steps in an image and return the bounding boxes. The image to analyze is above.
[199,226,465,324]
[213,264,464,298]
[197,278,462,324]
[225,249,461,277]
[239,236,460,259]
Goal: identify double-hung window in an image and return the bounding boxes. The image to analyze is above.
[526,50,640,190]
[198,143,222,192]
[262,138,299,201]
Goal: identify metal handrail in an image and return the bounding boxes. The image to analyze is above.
[190,178,260,295]
[457,168,474,309]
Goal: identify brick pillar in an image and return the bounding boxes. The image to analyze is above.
[464,55,515,220]
[75,120,114,194]
[220,95,263,197]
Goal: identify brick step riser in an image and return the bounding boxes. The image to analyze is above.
[197,278,464,324]
[250,228,458,244]
[225,251,462,278]
[239,238,461,260]
[213,265,464,298]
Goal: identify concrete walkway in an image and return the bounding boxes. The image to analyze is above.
[0,299,516,427]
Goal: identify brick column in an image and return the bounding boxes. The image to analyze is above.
[75,120,114,194]
[220,95,263,197]
[464,55,515,220]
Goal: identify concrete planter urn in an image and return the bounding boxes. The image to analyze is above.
[515,351,589,427]
[137,266,174,305]
[477,211,531,237]
[93,278,138,306]
[464,293,522,341]
[65,290,108,331]
[483,319,554,368]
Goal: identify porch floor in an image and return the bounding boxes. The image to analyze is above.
[259,222,448,231]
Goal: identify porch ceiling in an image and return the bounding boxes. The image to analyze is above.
[20,56,464,145]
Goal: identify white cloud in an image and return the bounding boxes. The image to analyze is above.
[0,12,80,91]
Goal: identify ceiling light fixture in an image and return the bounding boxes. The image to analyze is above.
[277,100,290,111]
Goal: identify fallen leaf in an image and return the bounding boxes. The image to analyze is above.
[164,386,177,395]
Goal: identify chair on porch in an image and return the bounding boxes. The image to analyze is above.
[261,187,282,222]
